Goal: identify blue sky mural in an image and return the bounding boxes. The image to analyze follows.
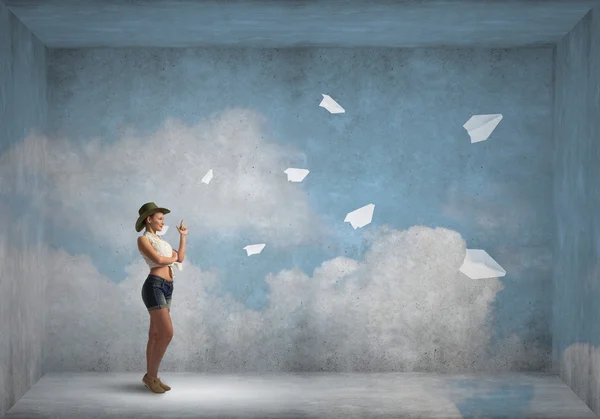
[0,47,554,374]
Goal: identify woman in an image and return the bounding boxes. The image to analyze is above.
[135,202,187,394]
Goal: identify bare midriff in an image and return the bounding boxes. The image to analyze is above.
[150,266,173,282]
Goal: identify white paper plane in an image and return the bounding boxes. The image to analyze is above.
[459,249,506,279]
[243,243,266,256]
[284,168,310,182]
[463,114,503,143]
[344,204,375,229]
[156,225,169,236]
[319,94,345,114]
[202,169,213,184]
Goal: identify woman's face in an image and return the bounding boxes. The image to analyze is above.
[147,212,165,231]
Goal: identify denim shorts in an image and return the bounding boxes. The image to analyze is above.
[141,274,174,312]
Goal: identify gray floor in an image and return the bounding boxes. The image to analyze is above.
[5,372,598,418]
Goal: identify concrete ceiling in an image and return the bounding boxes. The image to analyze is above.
[3,0,599,48]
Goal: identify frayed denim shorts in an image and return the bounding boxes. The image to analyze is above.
[141,274,174,312]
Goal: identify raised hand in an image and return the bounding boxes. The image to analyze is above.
[176,219,188,236]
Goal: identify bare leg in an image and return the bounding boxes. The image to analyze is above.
[147,308,174,379]
[148,336,172,378]
[146,337,155,378]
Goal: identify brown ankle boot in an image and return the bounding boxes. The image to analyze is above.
[157,377,171,391]
[143,373,166,393]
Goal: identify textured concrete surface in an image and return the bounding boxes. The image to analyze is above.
[0,1,47,417]
[0,47,550,375]
[2,0,594,414]
[553,5,600,417]
[5,372,598,418]
[2,0,597,48]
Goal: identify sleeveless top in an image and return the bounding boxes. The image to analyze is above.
[140,231,183,278]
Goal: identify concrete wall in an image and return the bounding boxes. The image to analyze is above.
[2,0,595,48]
[0,1,47,417]
[553,6,600,416]
[16,47,554,375]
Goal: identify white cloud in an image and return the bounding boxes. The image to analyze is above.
[0,109,332,254]
[39,224,542,373]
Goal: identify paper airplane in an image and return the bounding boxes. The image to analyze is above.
[243,244,266,256]
[284,168,310,182]
[463,114,503,143]
[156,225,169,236]
[319,94,345,114]
[344,204,375,229]
[202,169,213,184]
[459,249,506,279]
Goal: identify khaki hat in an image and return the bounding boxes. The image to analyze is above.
[135,202,171,232]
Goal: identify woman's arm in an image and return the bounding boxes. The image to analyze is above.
[139,237,177,265]
[177,235,186,262]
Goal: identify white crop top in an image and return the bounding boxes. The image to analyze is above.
[140,231,183,278]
